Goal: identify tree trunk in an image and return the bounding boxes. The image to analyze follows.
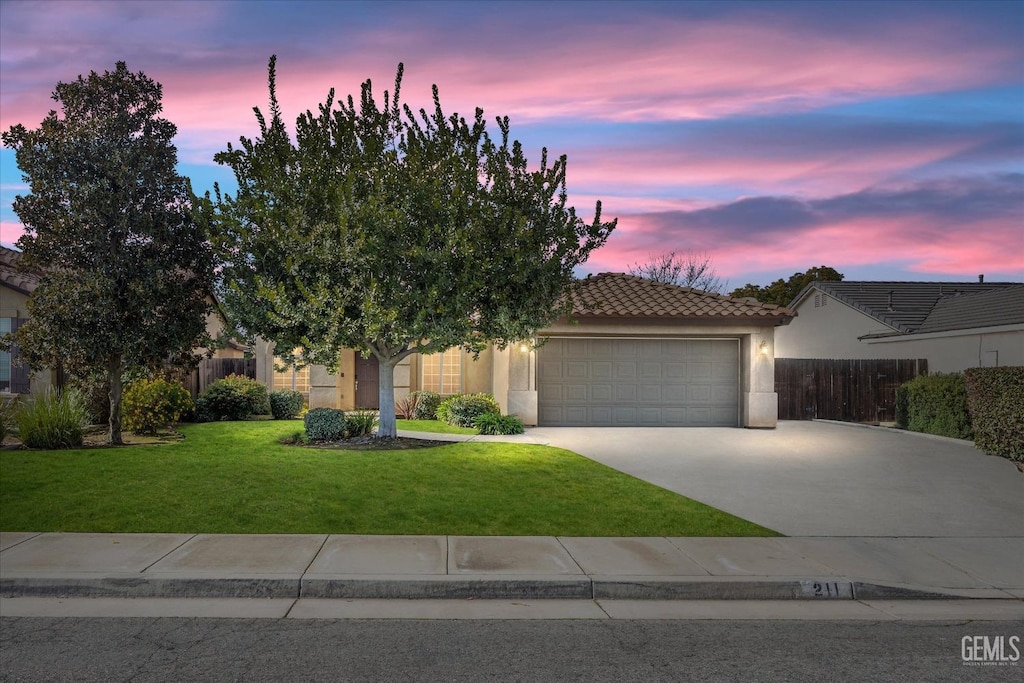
[377,359,398,438]
[107,354,124,445]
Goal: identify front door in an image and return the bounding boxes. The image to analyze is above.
[354,355,380,409]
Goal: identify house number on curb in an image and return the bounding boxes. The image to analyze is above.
[799,580,853,599]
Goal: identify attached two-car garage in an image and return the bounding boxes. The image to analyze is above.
[537,337,740,427]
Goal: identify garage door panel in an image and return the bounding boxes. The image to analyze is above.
[538,338,739,427]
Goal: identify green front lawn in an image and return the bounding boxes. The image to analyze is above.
[0,421,778,537]
[395,419,476,435]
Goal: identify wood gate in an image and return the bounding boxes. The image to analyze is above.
[184,358,256,397]
[775,358,927,423]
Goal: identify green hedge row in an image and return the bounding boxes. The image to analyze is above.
[964,367,1024,462]
[895,373,972,440]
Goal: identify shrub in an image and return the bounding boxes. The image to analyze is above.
[269,390,305,420]
[964,367,1024,462]
[15,388,90,449]
[395,392,419,420]
[304,407,347,441]
[474,412,525,435]
[195,374,270,421]
[123,378,193,435]
[410,391,442,421]
[346,410,379,437]
[898,373,972,439]
[437,393,502,428]
[0,396,16,442]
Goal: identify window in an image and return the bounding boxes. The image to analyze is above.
[274,350,310,402]
[0,318,10,393]
[421,348,462,394]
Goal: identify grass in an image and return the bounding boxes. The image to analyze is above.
[0,421,779,537]
[395,419,476,435]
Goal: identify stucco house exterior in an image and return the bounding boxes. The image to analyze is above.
[255,273,796,428]
[1,245,244,397]
[775,280,1024,373]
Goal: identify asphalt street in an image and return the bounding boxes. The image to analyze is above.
[2,617,1022,682]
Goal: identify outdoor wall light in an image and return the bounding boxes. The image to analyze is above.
[759,340,770,356]
[519,342,529,353]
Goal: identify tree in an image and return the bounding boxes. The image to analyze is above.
[207,57,616,438]
[627,250,726,293]
[1,62,215,445]
[731,266,844,307]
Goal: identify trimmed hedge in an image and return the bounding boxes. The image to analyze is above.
[410,391,442,421]
[896,373,972,440]
[437,393,502,428]
[964,367,1024,461]
[195,374,271,422]
[304,408,347,441]
[269,390,305,420]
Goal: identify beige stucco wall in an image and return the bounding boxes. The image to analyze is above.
[776,292,1024,372]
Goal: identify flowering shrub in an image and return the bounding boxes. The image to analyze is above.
[123,378,194,435]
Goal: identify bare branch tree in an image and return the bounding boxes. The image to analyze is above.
[628,250,727,293]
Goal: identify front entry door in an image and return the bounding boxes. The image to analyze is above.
[354,355,380,409]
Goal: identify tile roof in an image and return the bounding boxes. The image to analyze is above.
[0,246,42,296]
[796,281,1024,334]
[570,273,796,322]
[917,285,1024,334]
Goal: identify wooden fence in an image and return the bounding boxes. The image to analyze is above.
[183,358,257,397]
[775,358,927,424]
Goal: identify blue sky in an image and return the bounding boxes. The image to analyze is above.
[1,0,1022,285]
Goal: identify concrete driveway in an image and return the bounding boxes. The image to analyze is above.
[527,421,1024,537]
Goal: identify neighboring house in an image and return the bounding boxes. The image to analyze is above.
[775,280,1024,372]
[0,245,245,396]
[255,273,796,428]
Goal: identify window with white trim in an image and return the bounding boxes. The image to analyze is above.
[421,348,462,395]
[274,349,310,402]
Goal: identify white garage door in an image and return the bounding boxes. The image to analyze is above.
[537,338,740,427]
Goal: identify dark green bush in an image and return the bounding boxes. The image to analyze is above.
[898,373,972,439]
[474,412,525,435]
[345,410,379,437]
[410,390,442,421]
[304,407,347,441]
[123,378,193,435]
[437,393,502,428]
[895,383,910,429]
[269,390,305,420]
[0,396,17,442]
[964,367,1024,461]
[195,374,270,422]
[16,388,90,449]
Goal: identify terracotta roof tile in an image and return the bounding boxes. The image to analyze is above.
[0,246,42,296]
[570,273,796,321]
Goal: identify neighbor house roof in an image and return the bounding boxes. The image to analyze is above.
[916,285,1024,334]
[0,246,42,296]
[570,273,796,323]
[791,280,1024,335]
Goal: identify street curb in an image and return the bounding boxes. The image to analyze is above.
[2,576,1010,601]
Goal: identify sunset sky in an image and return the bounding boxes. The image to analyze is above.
[1,0,1022,286]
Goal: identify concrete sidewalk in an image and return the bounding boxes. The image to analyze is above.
[2,532,1022,602]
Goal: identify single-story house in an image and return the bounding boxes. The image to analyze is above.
[0,245,245,396]
[774,280,1024,372]
[255,273,796,428]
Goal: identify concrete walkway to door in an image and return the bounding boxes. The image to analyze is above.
[523,421,1024,538]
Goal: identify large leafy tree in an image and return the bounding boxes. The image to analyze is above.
[731,266,844,307]
[208,57,616,438]
[1,62,216,445]
[628,250,726,293]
